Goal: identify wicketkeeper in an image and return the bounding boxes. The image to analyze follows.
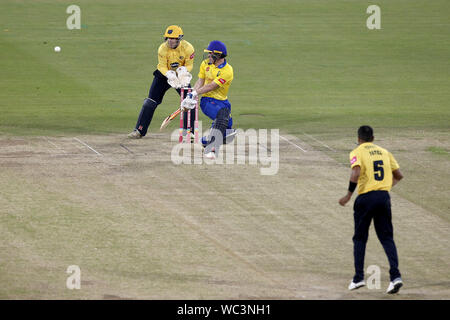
[180,40,236,159]
[128,25,196,139]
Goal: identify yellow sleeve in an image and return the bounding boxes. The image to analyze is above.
[213,65,233,87]
[350,149,361,168]
[182,41,195,73]
[388,152,400,171]
[157,43,169,76]
[198,60,207,79]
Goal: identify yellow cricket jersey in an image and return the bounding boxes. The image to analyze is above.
[349,142,400,195]
[198,59,233,101]
[157,40,195,75]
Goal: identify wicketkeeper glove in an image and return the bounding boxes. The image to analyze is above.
[176,66,192,87]
[176,66,188,74]
[166,70,182,88]
[180,98,197,111]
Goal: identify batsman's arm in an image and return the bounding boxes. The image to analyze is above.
[198,82,219,94]
[193,78,204,92]
[193,78,219,95]
[339,166,360,206]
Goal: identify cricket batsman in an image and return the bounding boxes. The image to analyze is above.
[128,25,195,139]
[180,40,236,159]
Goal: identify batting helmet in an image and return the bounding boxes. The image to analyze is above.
[204,40,227,57]
[164,25,183,40]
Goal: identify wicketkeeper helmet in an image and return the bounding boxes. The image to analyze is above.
[164,25,184,40]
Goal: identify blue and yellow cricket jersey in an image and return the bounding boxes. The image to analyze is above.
[198,59,233,101]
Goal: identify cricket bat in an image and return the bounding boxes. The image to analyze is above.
[160,108,181,131]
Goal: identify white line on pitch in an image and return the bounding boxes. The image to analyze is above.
[301,132,336,152]
[44,137,67,154]
[73,137,102,156]
[119,143,134,154]
[277,134,307,153]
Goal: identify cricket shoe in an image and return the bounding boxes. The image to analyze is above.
[128,129,142,139]
[204,151,216,160]
[348,280,365,291]
[386,278,403,294]
[224,128,238,144]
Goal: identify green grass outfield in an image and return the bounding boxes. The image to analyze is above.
[1,0,449,135]
[0,0,449,299]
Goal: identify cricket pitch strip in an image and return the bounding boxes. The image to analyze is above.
[0,133,449,299]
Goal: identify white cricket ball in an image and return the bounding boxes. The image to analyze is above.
[54,46,61,53]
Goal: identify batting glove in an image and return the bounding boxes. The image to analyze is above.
[180,98,197,111]
[188,90,198,99]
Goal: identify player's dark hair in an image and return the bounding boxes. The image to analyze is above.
[358,125,374,142]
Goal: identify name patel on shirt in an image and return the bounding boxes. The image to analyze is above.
[369,150,383,156]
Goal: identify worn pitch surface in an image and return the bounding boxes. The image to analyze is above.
[1,134,448,299]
